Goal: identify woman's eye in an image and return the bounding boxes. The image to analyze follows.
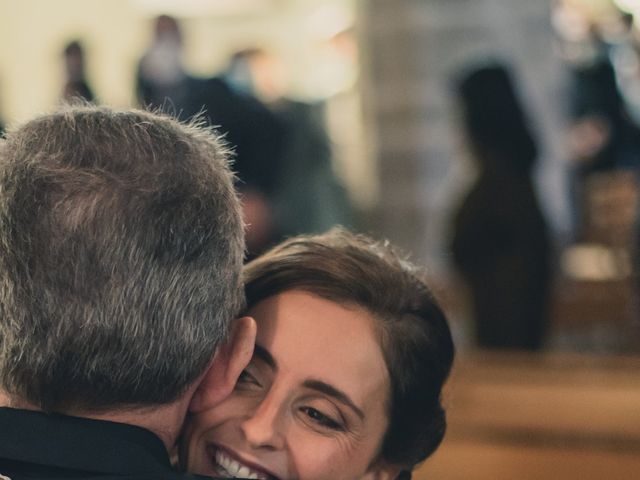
[236,369,261,388]
[300,406,344,431]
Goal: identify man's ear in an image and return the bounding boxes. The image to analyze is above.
[189,316,256,414]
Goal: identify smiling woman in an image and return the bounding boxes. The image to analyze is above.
[182,228,455,480]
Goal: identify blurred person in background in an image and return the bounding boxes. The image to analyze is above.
[0,84,4,135]
[450,62,552,351]
[224,48,353,240]
[136,15,189,114]
[183,51,287,259]
[553,3,640,240]
[136,15,287,257]
[62,40,95,103]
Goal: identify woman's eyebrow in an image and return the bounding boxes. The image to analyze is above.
[303,379,365,421]
[253,343,277,370]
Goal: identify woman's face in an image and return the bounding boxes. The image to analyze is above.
[183,290,396,480]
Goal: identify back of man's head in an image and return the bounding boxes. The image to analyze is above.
[0,105,244,413]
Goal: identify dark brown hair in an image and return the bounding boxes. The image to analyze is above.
[243,228,454,473]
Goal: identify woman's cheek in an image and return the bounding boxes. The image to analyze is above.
[188,397,242,443]
[286,426,356,479]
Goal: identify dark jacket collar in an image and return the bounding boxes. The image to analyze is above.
[0,407,172,476]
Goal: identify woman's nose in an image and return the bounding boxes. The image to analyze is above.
[240,395,286,451]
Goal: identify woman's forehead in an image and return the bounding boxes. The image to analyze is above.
[248,290,390,406]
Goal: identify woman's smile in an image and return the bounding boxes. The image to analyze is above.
[207,445,277,480]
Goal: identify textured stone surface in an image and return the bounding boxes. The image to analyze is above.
[360,0,569,268]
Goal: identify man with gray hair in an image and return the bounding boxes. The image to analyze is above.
[0,106,256,479]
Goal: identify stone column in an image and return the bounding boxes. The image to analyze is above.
[359,0,568,268]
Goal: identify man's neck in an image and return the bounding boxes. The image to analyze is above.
[0,390,36,411]
[82,401,189,452]
[0,389,193,453]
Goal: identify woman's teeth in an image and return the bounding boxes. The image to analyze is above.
[214,449,269,480]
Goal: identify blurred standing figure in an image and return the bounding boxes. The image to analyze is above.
[0,82,5,135]
[224,48,352,239]
[62,40,95,102]
[553,4,640,239]
[182,51,286,258]
[136,15,188,113]
[451,63,552,350]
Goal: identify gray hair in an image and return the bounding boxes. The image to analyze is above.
[0,105,245,412]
